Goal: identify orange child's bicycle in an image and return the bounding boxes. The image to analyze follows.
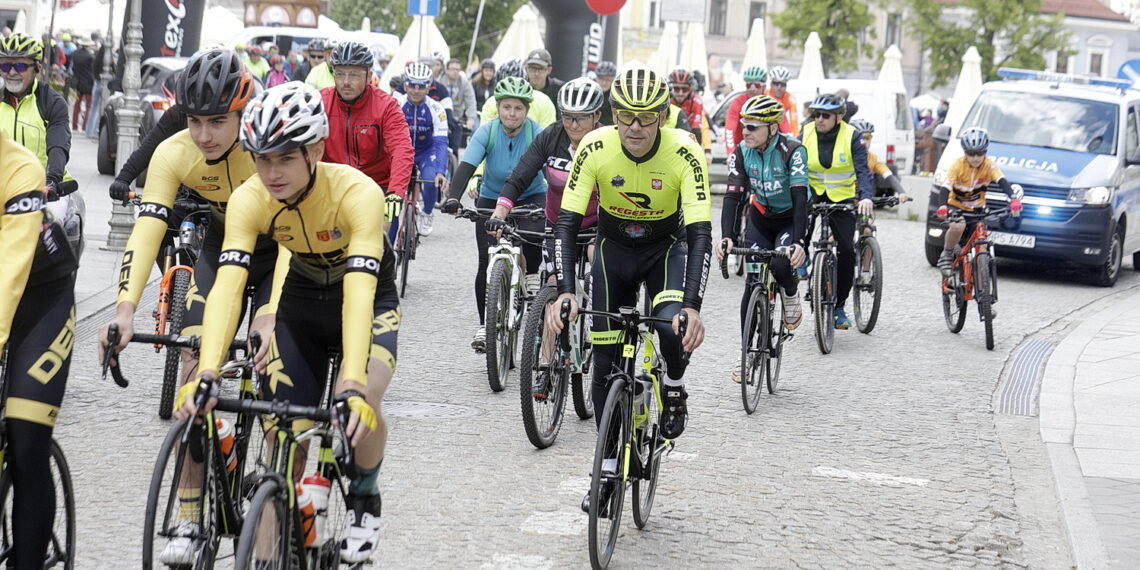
[939,205,1017,350]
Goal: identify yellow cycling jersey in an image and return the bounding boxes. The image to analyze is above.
[198,163,390,387]
[0,134,51,349]
[115,130,258,308]
[562,126,712,243]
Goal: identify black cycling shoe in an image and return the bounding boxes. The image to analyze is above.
[580,480,617,519]
[660,386,688,439]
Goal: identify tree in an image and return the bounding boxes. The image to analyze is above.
[329,0,528,63]
[772,0,876,76]
[909,0,1070,87]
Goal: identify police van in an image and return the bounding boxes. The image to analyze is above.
[926,68,1140,286]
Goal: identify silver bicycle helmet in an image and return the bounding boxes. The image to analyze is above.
[558,77,605,113]
[241,82,328,154]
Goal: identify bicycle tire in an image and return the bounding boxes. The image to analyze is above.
[519,285,568,449]
[941,267,967,334]
[740,285,766,414]
[0,439,76,569]
[632,366,662,529]
[159,268,192,419]
[235,479,295,570]
[853,237,883,334]
[975,253,996,350]
[767,288,787,394]
[571,305,595,420]
[588,378,629,570]
[811,251,835,354]
[397,201,415,298]
[485,259,513,392]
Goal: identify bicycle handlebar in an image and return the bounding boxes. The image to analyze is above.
[102,323,256,389]
[45,180,79,201]
[811,202,857,214]
[457,206,546,222]
[212,396,334,423]
[718,241,788,279]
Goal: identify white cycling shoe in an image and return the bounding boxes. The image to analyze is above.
[159,520,201,567]
[340,493,382,563]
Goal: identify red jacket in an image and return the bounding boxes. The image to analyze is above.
[320,86,415,198]
[724,92,749,154]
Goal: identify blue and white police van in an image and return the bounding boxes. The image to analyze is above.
[926,68,1140,286]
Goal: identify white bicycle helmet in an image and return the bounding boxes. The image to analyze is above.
[240,82,328,154]
[768,66,791,83]
[404,62,433,85]
[558,77,605,113]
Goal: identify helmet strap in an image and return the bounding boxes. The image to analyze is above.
[204,138,239,166]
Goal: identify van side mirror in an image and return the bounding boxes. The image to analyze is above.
[933,124,951,144]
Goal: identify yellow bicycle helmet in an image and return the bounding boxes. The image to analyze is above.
[740,95,784,123]
[609,68,669,113]
[0,33,44,62]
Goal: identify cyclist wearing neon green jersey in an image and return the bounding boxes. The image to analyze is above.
[478,58,557,127]
[547,68,712,515]
[175,82,398,564]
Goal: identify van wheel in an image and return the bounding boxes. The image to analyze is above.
[1091,226,1123,287]
[924,242,941,268]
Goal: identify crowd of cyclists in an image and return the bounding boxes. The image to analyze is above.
[0,28,1023,566]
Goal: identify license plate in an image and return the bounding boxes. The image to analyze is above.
[990,231,1035,248]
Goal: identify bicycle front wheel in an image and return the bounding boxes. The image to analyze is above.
[235,480,295,570]
[0,438,75,569]
[485,259,513,392]
[942,267,967,334]
[811,251,836,354]
[589,378,630,570]
[767,288,787,394]
[740,285,768,414]
[519,285,568,449]
[853,237,883,334]
[159,268,192,419]
[397,201,416,298]
[975,252,996,350]
[571,291,594,420]
[631,376,662,529]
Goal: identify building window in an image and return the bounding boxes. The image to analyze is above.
[885,13,901,49]
[1089,51,1106,77]
[1054,51,1070,73]
[1086,35,1112,77]
[709,0,728,36]
[750,2,767,24]
[647,0,664,29]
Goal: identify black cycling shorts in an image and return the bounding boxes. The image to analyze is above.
[180,227,279,338]
[4,272,75,428]
[262,274,400,407]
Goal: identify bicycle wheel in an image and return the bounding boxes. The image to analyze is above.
[159,268,192,419]
[397,203,415,298]
[235,480,295,570]
[811,251,835,354]
[588,378,629,570]
[571,290,594,420]
[853,237,883,334]
[0,439,75,569]
[975,252,996,350]
[485,259,513,392]
[519,285,568,449]
[631,375,662,529]
[740,285,767,414]
[767,288,787,394]
[941,265,968,334]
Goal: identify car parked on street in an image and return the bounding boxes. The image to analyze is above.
[96,57,186,175]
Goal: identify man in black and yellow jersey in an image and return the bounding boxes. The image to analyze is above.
[801,93,874,330]
[0,131,78,569]
[546,68,712,516]
[174,82,398,565]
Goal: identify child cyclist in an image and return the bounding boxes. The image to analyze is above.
[934,127,1022,276]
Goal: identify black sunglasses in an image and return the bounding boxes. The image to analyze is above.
[0,62,34,73]
[964,150,986,157]
[815,112,835,120]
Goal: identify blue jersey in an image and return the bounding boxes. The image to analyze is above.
[393,93,449,181]
[462,119,546,201]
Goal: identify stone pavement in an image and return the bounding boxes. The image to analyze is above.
[1042,290,1140,568]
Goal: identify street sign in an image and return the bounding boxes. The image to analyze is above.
[584,0,626,16]
[661,0,704,22]
[407,0,441,17]
[1116,59,1140,85]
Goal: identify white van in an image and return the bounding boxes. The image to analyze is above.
[239,26,398,61]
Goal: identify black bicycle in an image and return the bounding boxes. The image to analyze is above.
[851,196,900,334]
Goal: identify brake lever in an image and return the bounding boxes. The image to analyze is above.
[678,312,691,366]
[182,376,217,443]
[102,324,129,388]
[559,298,572,353]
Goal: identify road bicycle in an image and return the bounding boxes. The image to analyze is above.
[851,195,900,334]
[393,177,435,299]
[458,206,547,392]
[574,301,687,570]
[719,244,792,414]
[940,206,1015,350]
[518,228,596,449]
[806,202,855,355]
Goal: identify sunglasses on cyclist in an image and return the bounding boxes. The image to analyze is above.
[0,62,34,73]
[404,82,429,90]
[771,81,787,87]
[747,82,765,90]
[614,110,660,127]
[562,113,595,126]
[742,123,772,132]
[964,150,987,157]
[814,112,835,120]
[309,54,325,60]
[671,85,691,93]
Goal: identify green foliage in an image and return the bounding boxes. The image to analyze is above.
[772,0,876,75]
[329,0,528,63]
[909,0,1071,87]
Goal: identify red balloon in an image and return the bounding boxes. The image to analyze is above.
[585,0,625,16]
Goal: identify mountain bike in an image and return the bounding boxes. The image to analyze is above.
[852,196,899,334]
[458,206,547,392]
[940,206,1014,350]
[574,301,687,570]
[719,244,792,414]
[806,202,855,355]
[518,228,596,449]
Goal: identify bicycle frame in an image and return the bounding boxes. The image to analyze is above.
[152,205,210,339]
[486,237,525,329]
[945,214,996,303]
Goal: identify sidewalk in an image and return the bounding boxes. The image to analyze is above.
[1041,291,1140,568]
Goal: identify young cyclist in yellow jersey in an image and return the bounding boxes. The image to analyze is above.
[174,82,399,564]
[0,132,78,570]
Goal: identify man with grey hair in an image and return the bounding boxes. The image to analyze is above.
[440,57,476,151]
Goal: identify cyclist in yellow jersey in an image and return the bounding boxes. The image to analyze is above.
[0,131,78,570]
[546,68,712,515]
[174,82,398,564]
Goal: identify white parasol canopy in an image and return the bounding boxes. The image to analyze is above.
[50,0,123,39]
[944,46,983,133]
[379,15,450,92]
[199,6,246,48]
[878,44,905,87]
[490,4,544,64]
[798,31,824,82]
[646,20,680,75]
[740,18,768,72]
[678,22,708,82]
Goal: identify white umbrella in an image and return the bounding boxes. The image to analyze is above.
[679,22,708,81]
[52,0,124,39]
[740,18,768,72]
[379,15,450,92]
[944,46,983,133]
[13,9,26,34]
[647,20,679,75]
[491,4,544,64]
[878,44,905,87]
[199,6,246,48]
[798,31,824,82]
[318,15,343,33]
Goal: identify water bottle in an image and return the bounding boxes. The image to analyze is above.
[215,418,236,473]
[179,219,195,245]
[302,473,331,545]
[296,484,317,546]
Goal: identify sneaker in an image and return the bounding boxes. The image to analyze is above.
[833,307,852,330]
[525,273,541,297]
[782,293,803,330]
[580,481,618,519]
[660,386,688,439]
[417,212,434,236]
[340,492,382,564]
[937,249,954,277]
[471,327,486,353]
[731,364,742,384]
[532,368,551,400]
[159,520,201,566]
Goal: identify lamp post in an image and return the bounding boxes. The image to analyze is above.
[105,0,144,250]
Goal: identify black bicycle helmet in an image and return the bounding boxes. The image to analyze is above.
[177,49,255,116]
[330,41,373,69]
[305,38,329,53]
[495,58,526,83]
[808,93,845,113]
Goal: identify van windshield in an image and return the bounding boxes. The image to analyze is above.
[962,91,1118,155]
